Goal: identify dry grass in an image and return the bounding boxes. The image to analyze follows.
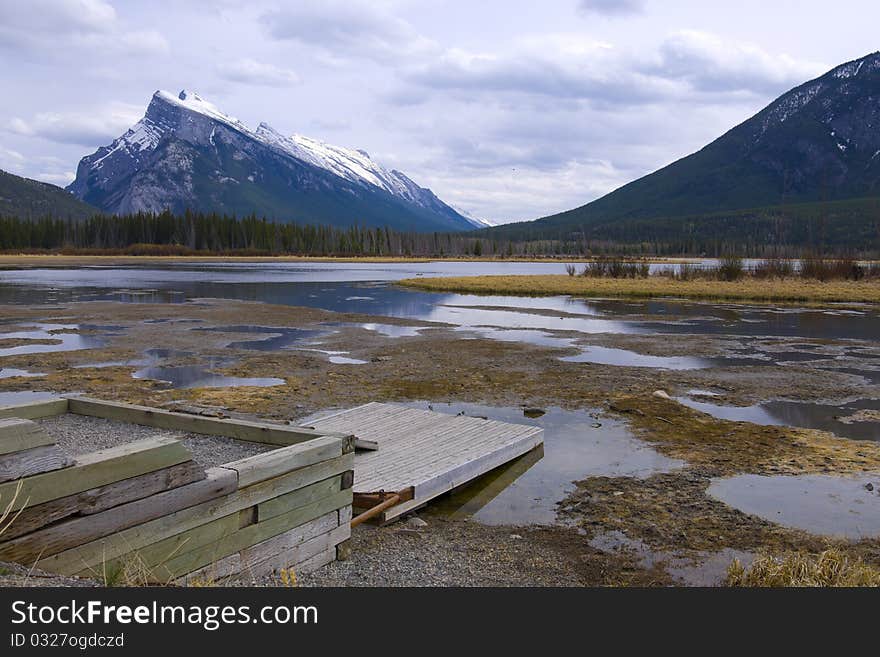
[726,548,880,587]
[399,274,880,304]
[0,481,25,538]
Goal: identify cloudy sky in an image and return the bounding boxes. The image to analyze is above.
[0,1,877,223]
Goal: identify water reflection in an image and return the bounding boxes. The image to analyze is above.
[0,367,45,379]
[0,390,59,406]
[676,396,880,441]
[132,365,284,389]
[561,346,711,369]
[193,325,326,351]
[0,323,105,357]
[708,472,880,538]
[390,402,684,525]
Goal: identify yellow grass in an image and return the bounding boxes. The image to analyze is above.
[0,481,25,538]
[398,274,880,304]
[726,548,880,587]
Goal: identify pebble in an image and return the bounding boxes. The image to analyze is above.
[38,414,271,467]
[866,483,875,492]
[509,534,523,540]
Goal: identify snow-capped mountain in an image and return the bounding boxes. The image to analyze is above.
[67,90,482,231]
[253,121,488,228]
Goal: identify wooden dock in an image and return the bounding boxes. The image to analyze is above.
[304,402,544,522]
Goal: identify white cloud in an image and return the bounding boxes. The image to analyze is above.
[578,0,645,15]
[0,144,25,173]
[0,0,168,56]
[34,171,77,186]
[642,30,826,94]
[0,0,117,36]
[219,58,301,86]
[402,31,825,105]
[260,0,436,63]
[7,104,143,147]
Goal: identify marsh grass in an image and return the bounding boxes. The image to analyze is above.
[753,258,795,279]
[580,259,650,278]
[726,548,880,587]
[399,274,880,304]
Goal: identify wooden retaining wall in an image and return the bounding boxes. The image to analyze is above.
[0,397,353,585]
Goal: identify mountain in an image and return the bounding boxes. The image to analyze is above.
[488,52,880,243]
[0,169,97,219]
[67,90,483,232]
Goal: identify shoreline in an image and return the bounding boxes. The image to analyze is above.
[0,254,696,266]
[398,274,880,304]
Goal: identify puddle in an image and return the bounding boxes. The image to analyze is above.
[295,348,368,365]
[708,472,880,539]
[328,355,368,365]
[460,327,578,350]
[132,365,285,389]
[194,325,326,351]
[0,390,60,406]
[0,368,45,379]
[384,402,684,526]
[771,351,829,362]
[358,323,428,338]
[676,396,880,441]
[666,549,755,586]
[675,397,784,425]
[74,348,192,370]
[424,304,640,335]
[585,529,755,585]
[829,367,880,386]
[458,327,761,370]
[687,389,722,397]
[0,323,105,357]
[561,345,712,369]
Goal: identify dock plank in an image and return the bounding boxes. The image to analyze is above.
[305,403,543,521]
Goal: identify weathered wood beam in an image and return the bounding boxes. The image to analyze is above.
[0,418,55,455]
[0,436,191,512]
[66,396,343,446]
[1,461,205,541]
[221,435,348,487]
[0,465,234,564]
[0,398,68,421]
[43,453,352,574]
[0,444,74,483]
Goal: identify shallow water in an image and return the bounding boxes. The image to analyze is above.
[0,367,45,379]
[0,390,60,406]
[0,323,105,357]
[561,345,712,369]
[708,472,880,538]
[3,262,880,343]
[391,401,684,525]
[132,364,285,389]
[676,396,880,441]
[193,325,327,351]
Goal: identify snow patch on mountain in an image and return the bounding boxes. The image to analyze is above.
[156,90,251,135]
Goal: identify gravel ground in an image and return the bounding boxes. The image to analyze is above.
[37,414,272,467]
[0,561,97,587]
[297,513,669,587]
